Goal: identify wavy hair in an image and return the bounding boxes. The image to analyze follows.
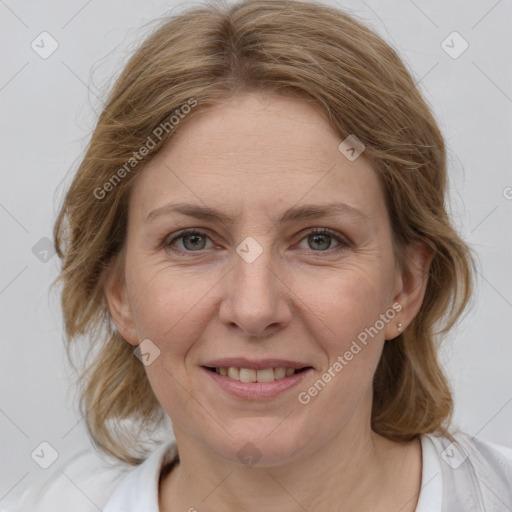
[54,0,475,464]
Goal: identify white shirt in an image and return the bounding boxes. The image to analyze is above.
[2,431,512,511]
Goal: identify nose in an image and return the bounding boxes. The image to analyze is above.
[218,240,293,338]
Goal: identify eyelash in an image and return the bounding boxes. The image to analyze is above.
[163,228,350,256]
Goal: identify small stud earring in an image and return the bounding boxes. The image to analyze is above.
[397,322,403,332]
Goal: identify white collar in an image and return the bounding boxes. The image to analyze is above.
[415,434,443,511]
[103,442,178,512]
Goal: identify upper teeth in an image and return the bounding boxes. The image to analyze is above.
[215,367,297,382]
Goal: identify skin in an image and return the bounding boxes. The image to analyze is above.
[105,91,433,511]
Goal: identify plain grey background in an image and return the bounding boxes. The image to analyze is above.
[1,0,511,503]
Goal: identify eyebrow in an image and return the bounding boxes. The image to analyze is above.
[145,201,371,226]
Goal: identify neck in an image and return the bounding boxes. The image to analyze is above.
[159,419,422,512]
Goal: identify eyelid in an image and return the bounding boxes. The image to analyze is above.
[304,227,349,241]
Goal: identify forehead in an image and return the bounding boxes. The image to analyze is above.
[129,92,385,224]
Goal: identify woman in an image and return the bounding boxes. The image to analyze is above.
[5,0,512,510]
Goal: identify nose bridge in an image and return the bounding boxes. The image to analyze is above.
[219,234,291,336]
[233,234,279,308]
[235,235,274,291]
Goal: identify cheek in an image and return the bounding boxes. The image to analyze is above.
[294,261,395,347]
[294,278,388,420]
[126,263,219,354]
[291,263,393,403]
[126,266,216,414]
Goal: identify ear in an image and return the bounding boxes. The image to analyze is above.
[385,240,435,340]
[103,257,139,346]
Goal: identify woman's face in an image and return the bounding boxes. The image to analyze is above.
[108,91,425,466]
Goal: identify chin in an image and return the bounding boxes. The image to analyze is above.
[210,422,309,468]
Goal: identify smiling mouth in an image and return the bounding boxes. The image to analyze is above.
[204,366,312,382]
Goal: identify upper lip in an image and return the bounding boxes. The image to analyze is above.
[202,358,311,370]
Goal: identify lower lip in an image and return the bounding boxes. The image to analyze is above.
[202,367,313,400]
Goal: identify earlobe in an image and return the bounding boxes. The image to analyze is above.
[385,240,435,340]
[103,263,139,346]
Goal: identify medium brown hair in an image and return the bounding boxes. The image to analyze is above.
[54,0,475,464]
